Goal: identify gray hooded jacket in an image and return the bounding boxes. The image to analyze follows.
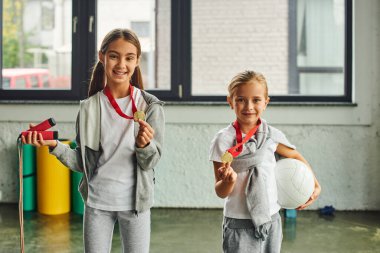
[50,89,165,213]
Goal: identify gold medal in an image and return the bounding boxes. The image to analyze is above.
[134,111,145,121]
[221,151,233,163]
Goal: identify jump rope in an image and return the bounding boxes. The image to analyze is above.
[17,118,57,253]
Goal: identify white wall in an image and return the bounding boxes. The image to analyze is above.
[0,0,379,210]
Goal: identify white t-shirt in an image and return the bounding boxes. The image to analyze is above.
[87,87,147,211]
[209,123,284,219]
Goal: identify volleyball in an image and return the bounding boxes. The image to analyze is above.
[275,158,314,209]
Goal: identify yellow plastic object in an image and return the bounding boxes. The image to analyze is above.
[36,141,71,215]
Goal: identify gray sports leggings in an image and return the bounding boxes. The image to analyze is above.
[83,205,150,253]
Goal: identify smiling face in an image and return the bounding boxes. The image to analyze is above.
[228,81,270,133]
[99,38,139,88]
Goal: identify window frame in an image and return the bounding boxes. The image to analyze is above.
[0,0,93,101]
[154,0,353,103]
[0,0,352,103]
[286,0,352,103]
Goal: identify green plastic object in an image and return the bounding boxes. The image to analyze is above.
[22,144,36,211]
[70,141,84,215]
[71,171,84,215]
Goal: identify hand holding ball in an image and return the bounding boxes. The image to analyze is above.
[275,158,314,209]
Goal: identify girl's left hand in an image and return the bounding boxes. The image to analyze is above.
[297,178,321,210]
[136,119,155,148]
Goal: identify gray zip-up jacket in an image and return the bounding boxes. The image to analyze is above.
[50,89,165,213]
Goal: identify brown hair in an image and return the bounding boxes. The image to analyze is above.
[88,28,144,97]
[228,70,268,98]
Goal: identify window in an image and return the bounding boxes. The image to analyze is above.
[41,1,54,31]
[0,0,83,100]
[0,0,352,102]
[288,0,352,101]
[187,0,352,102]
[96,0,169,91]
[131,21,150,38]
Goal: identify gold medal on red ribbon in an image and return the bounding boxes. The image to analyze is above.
[104,85,145,121]
[221,151,233,164]
[134,111,145,121]
[222,119,262,164]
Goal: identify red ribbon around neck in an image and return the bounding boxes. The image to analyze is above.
[103,84,137,119]
[226,118,262,158]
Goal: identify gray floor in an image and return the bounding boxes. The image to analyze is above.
[0,204,379,253]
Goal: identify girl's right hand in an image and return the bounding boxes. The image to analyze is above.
[218,163,237,183]
[21,124,57,148]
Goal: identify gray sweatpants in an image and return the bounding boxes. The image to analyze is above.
[223,212,282,253]
[83,205,150,253]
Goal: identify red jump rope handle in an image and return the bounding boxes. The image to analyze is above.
[27,118,56,132]
[21,131,58,140]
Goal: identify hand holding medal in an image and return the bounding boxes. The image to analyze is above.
[217,162,236,183]
[217,120,261,183]
[104,84,153,148]
[136,120,154,148]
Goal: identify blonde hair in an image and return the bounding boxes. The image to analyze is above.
[227,70,268,98]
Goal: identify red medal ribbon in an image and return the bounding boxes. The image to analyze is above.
[226,118,262,158]
[103,84,137,119]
